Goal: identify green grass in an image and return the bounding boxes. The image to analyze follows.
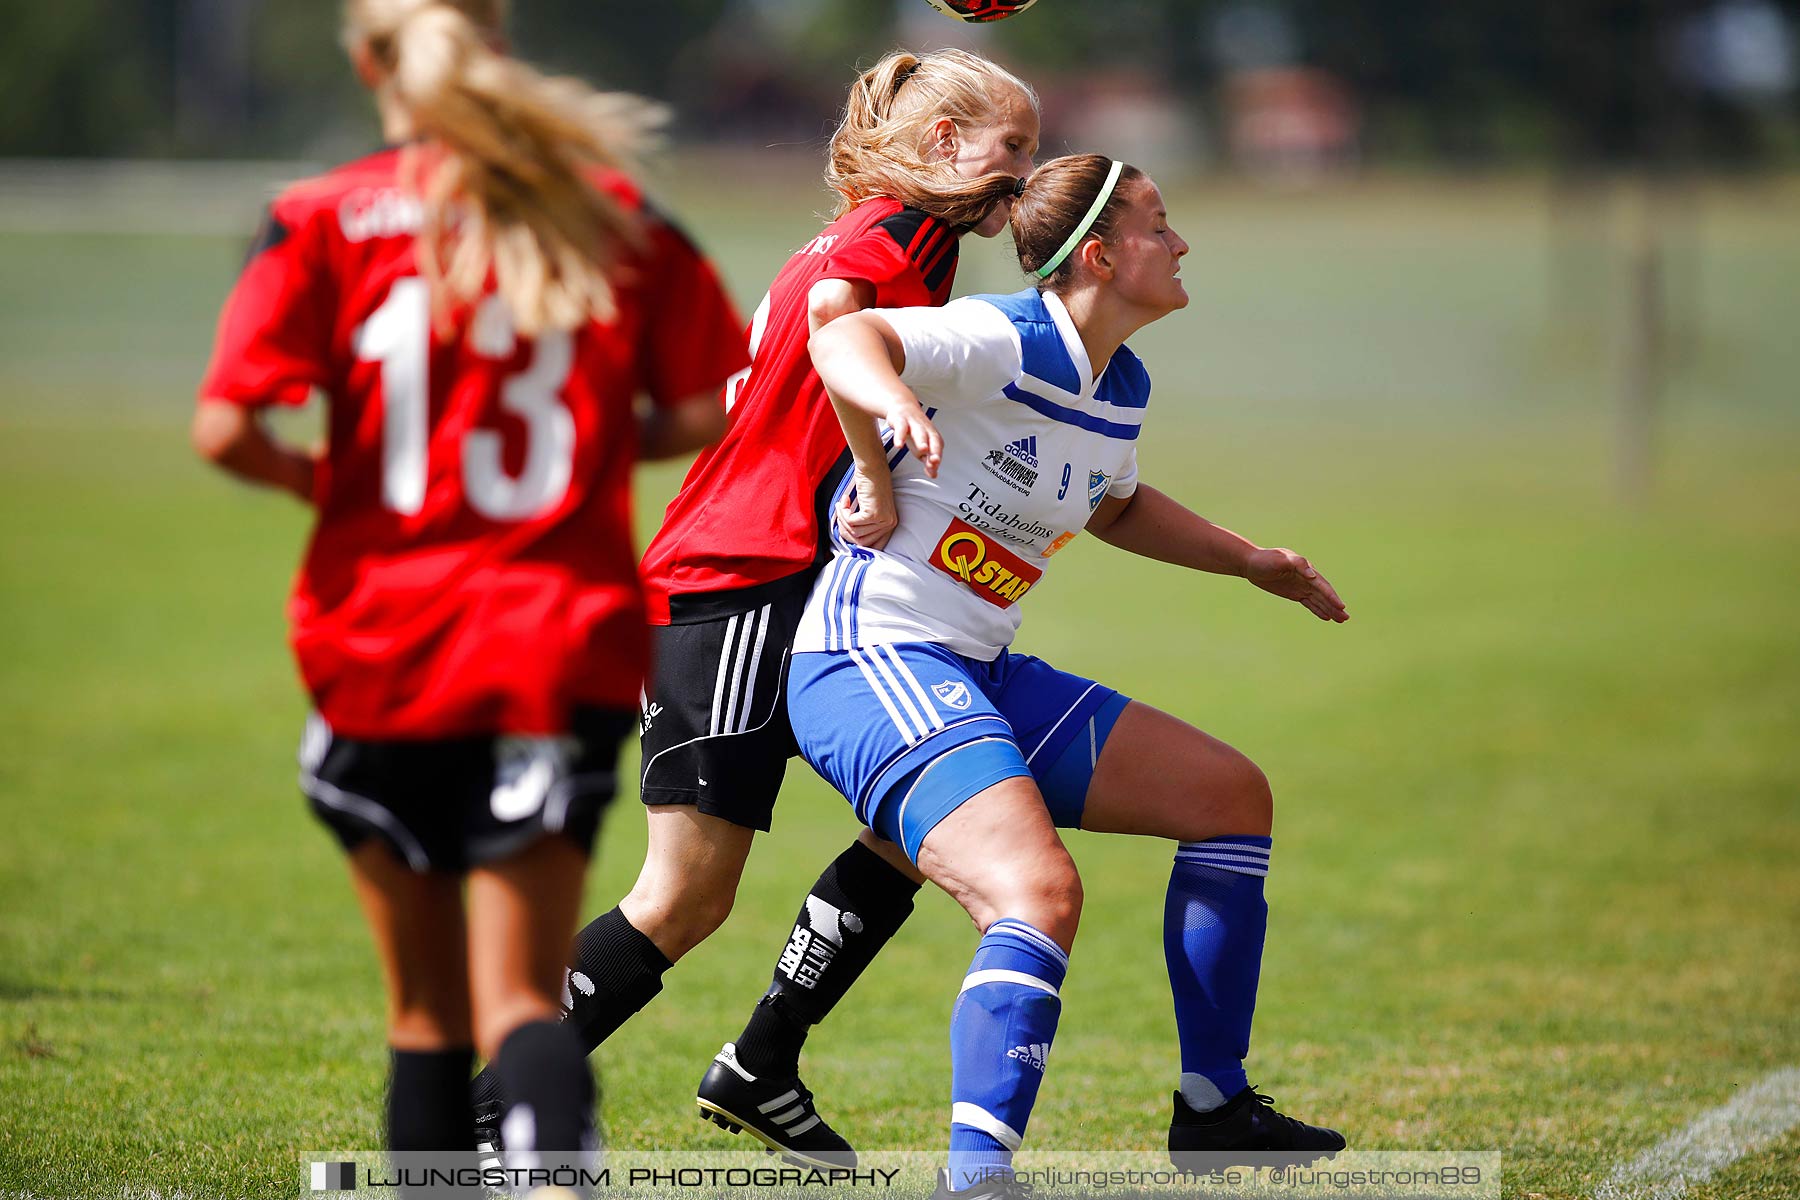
[3,173,1798,1199]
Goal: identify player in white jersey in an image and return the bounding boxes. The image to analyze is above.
[789,155,1350,1198]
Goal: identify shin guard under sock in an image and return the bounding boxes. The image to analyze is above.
[735,840,921,1078]
[1166,837,1271,1111]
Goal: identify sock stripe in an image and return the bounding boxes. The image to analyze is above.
[1177,842,1271,858]
[960,968,1060,999]
[1175,859,1269,877]
[986,919,1069,969]
[951,1102,1024,1151]
[1176,849,1271,865]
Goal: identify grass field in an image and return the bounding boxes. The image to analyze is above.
[1,169,1797,1200]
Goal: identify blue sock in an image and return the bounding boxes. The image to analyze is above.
[1165,836,1271,1111]
[947,917,1068,1191]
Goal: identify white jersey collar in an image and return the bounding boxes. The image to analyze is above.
[1040,290,1096,398]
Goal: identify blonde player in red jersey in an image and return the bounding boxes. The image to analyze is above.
[464,48,1040,1166]
[192,0,745,1177]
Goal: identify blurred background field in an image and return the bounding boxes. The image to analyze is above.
[3,2,1800,1198]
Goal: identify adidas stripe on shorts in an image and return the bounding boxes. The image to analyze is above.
[787,642,1131,861]
[638,590,808,832]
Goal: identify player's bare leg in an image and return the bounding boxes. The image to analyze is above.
[346,842,475,1157]
[467,836,597,1171]
[620,807,756,961]
[1081,700,1344,1165]
[468,810,754,1144]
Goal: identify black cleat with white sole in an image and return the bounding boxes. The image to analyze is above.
[695,1042,856,1169]
[473,1098,504,1164]
[1169,1086,1346,1170]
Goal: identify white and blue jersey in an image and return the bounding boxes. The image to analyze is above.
[793,288,1148,661]
[788,287,1152,861]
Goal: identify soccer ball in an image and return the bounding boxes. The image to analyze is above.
[920,0,1040,23]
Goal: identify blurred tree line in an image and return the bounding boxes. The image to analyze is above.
[2,0,1795,169]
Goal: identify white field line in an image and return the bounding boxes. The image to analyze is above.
[1594,1066,1800,1200]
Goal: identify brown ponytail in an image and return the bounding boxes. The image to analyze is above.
[346,0,664,335]
[826,47,1039,228]
[1010,154,1145,287]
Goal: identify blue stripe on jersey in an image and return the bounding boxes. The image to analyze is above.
[846,547,872,647]
[820,557,845,649]
[1002,383,1143,441]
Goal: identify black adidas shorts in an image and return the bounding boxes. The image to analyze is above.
[639,584,812,832]
[299,706,635,873]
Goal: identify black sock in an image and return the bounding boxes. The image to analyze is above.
[389,1046,476,1152]
[470,907,672,1112]
[732,995,811,1079]
[733,840,922,1078]
[492,1020,595,1155]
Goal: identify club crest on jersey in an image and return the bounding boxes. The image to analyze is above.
[931,517,1043,607]
[982,436,1040,495]
[1087,470,1110,512]
[932,680,973,710]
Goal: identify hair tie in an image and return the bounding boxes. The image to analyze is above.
[1035,159,1124,279]
[893,61,920,94]
[1012,175,1028,197]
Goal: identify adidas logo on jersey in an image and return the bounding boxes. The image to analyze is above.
[1005,436,1040,468]
[1007,1042,1051,1072]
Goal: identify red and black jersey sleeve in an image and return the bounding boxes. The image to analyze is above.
[198,200,336,408]
[821,206,960,308]
[636,213,749,409]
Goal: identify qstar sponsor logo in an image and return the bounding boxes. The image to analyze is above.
[930,518,1043,607]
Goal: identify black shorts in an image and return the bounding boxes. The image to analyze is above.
[639,582,812,832]
[299,706,635,873]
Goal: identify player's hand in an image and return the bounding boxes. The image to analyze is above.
[886,399,942,478]
[838,468,898,550]
[1244,547,1348,622]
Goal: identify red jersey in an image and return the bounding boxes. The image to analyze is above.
[638,198,959,623]
[199,147,747,739]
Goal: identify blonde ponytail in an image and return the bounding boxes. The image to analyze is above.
[827,47,1039,228]
[347,0,664,335]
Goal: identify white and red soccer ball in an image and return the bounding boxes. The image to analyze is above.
[920,0,1039,23]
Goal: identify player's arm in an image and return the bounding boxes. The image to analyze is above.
[191,399,316,502]
[1087,486,1347,622]
[809,279,899,547]
[638,389,725,460]
[810,310,943,478]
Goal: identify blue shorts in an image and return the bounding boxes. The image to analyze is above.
[787,643,1132,862]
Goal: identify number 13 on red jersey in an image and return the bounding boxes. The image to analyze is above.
[353,276,575,520]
